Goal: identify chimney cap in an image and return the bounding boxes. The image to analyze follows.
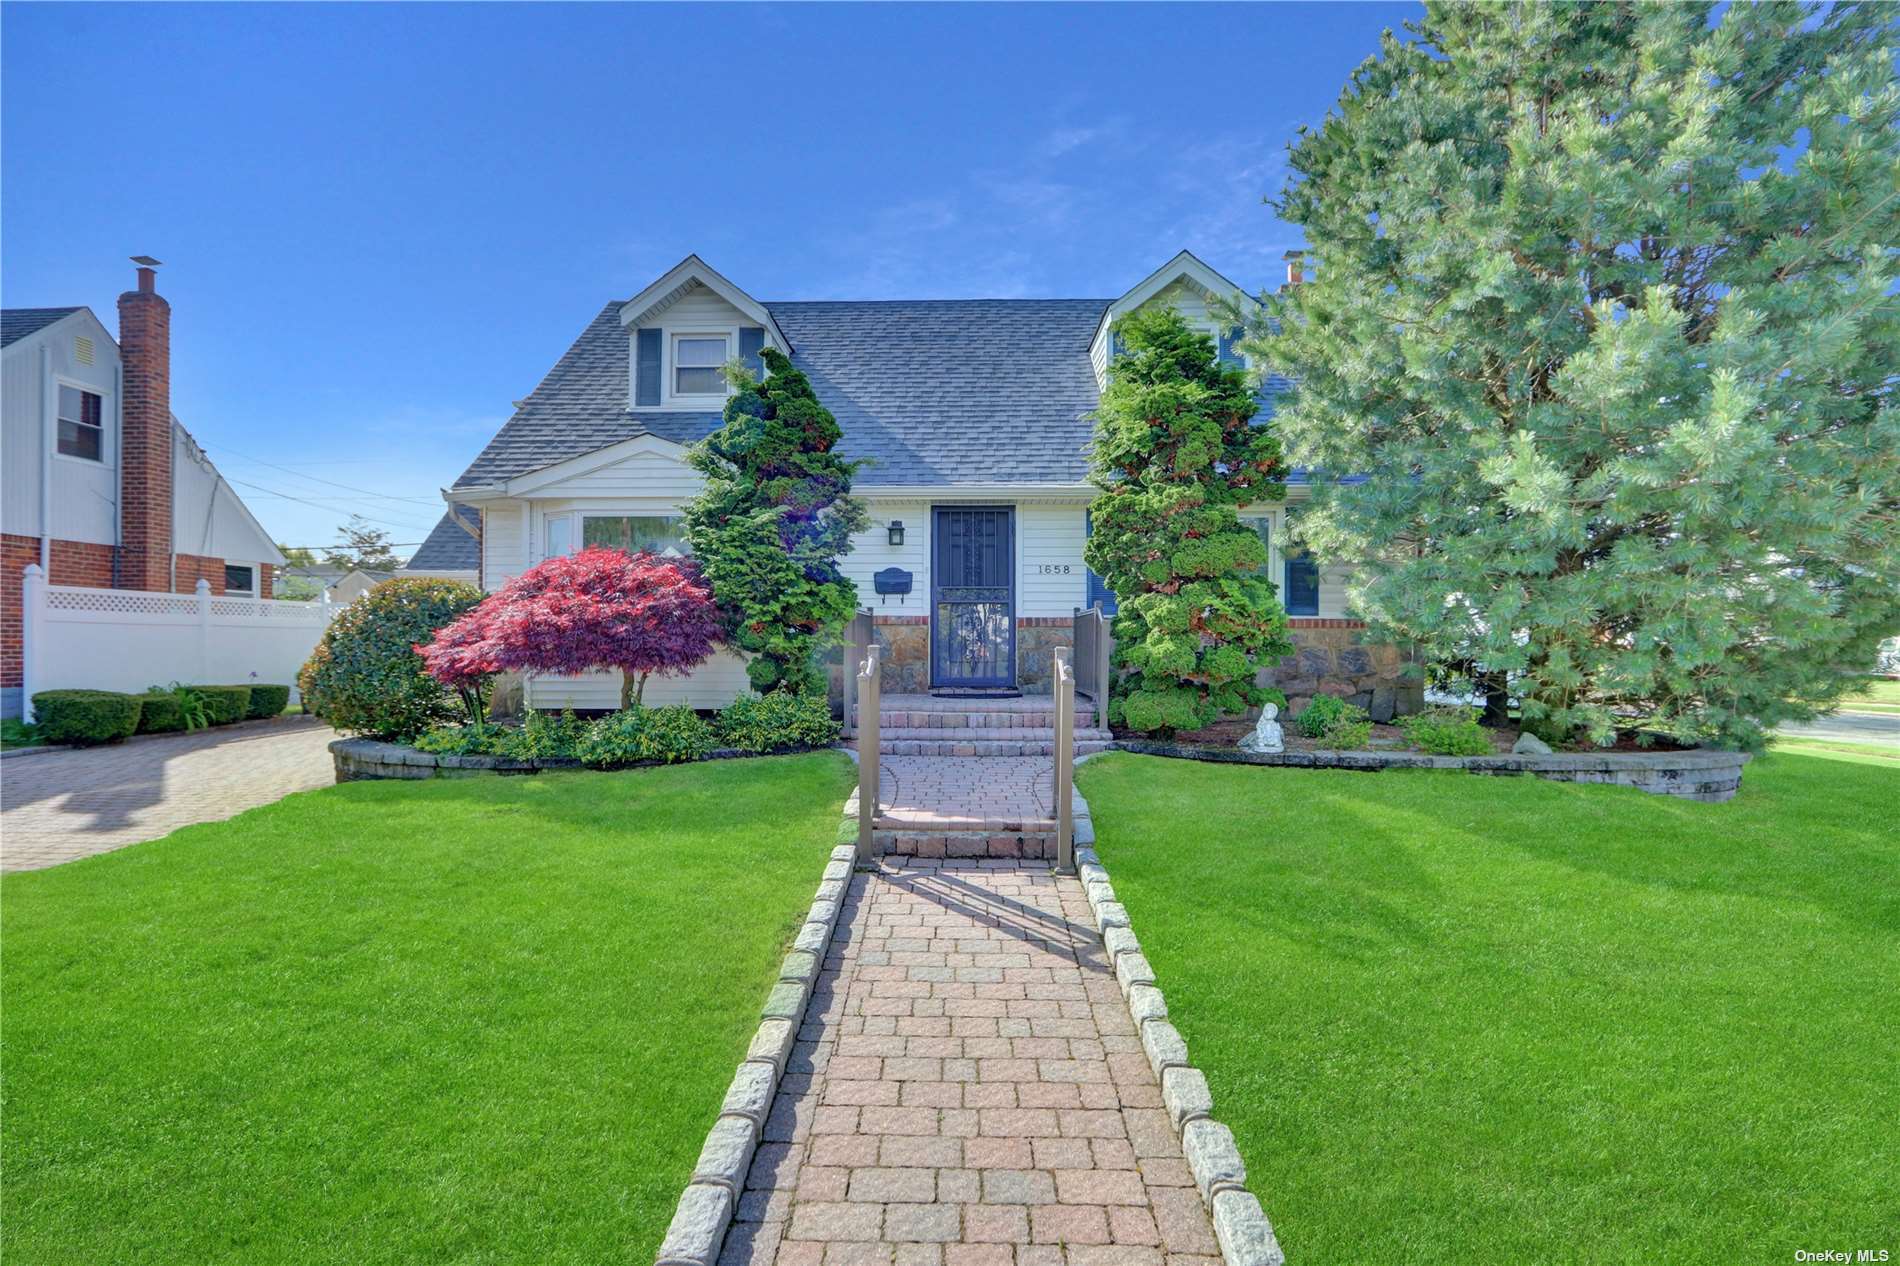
[131,255,163,267]
[1282,249,1306,259]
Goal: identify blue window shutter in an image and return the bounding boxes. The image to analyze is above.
[1084,509,1118,615]
[739,326,765,379]
[1218,326,1244,366]
[1284,553,1320,616]
[1109,330,1125,363]
[635,329,662,407]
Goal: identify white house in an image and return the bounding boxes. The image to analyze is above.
[2,261,286,718]
[442,251,1415,718]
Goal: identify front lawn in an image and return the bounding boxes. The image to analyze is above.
[3,752,855,1265]
[1842,676,1900,715]
[1077,750,1897,1264]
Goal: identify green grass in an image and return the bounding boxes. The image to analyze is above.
[1840,676,1900,714]
[2,752,856,1265]
[1770,735,1900,766]
[1077,750,1897,1265]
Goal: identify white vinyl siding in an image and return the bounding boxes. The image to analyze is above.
[841,497,925,617]
[1014,503,1088,617]
[1,310,119,545]
[480,500,528,586]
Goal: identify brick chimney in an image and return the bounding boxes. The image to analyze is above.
[117,257,172,591]
[1283,249,1306,289]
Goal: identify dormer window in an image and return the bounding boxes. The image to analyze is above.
[673,335,728,396]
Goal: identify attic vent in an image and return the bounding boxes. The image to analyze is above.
[74,335,95,365]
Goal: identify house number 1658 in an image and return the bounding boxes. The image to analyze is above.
[1035,564,1074,575]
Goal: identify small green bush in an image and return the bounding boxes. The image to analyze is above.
[32,690,142,746]
[413,722,510,756]
[716,690,840,753]
[1318,716,1373,749]
[136,691,187,734]
[1296,693,1352,738]
[506,710,588,760]
[195,686,252,726]
[239,684,291,720]
[579,705,714,768]
[297,577,485,739]
[1400,707,1493,756]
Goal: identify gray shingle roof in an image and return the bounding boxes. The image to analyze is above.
[1,307,82,348]
[406,503,482,571]
[450,297,1299,491]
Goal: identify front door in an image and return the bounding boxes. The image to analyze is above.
[931,506,1015,690]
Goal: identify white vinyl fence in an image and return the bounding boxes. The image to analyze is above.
[20,564,343,722]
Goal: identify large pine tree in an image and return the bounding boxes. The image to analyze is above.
[683,349,867,695]
[1255,1,1900,748]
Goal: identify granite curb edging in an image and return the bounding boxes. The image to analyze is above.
[653,839,859,1266]
[328,737,834,783]
[1072,780,1289,1266]
[1114,739,1750,802]
[2,713,320,761]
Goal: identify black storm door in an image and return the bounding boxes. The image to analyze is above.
[931,506,1015,689]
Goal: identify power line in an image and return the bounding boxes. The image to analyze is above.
[224,478,441,532]
[216,449,443,505]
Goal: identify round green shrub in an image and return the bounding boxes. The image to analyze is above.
[1400,707,1493,757]
[297,577,485,739]
[195,686,252,726]
[136,691,187,734]
[579,705,713,768]
[32,690,142,746]
[716,690,840,753]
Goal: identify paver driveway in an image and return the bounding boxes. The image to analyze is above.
[0,717,336,871]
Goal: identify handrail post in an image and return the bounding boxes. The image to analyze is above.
[856,643,881,868]
[1053,646,1075,874]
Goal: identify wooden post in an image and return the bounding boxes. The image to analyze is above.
[856,643,881,868]
[1053,646,1075,873]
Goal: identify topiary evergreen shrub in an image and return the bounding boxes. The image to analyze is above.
[299,577,485,739]
[1083,307,1293,737]
[32,690,142,746]
[136,692,187,734]
[232,684,291,720]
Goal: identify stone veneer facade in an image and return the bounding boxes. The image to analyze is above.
[838,613,1419,717]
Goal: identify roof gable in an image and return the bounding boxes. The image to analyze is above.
[1091,250,1260,349]
[1,307,88,350]
[619,254,790,351]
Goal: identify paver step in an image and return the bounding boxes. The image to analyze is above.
[876,725,1112,742]
[871,708,1099,730]
[872,829,1059,859]
[877,738,1114,757]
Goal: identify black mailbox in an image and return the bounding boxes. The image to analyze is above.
[873,567,913,600]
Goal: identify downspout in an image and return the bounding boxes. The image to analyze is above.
[113,360,124,587]
[168,414,178,593]
[38,345,53,572]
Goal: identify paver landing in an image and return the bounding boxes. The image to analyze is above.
[719,860,1221,1265]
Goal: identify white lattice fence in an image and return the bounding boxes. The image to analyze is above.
[21,564,344,721]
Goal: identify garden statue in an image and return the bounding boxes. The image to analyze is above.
[1239,701,1284,754]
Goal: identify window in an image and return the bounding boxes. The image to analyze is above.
[1238,515,1272,575]
[673,335,728,396]
[582,515,688,558]
[546,515,573,558]
[224,563,256,595]
[57,385,103,461]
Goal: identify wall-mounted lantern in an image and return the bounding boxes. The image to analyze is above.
[887,520,906,547]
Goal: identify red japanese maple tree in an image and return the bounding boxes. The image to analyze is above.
[419,546,722,709]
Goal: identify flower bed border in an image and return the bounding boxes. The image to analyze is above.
[1112,739,1750,802]
[328,737,835,782]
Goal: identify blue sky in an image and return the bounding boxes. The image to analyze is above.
[2,1,1414,555]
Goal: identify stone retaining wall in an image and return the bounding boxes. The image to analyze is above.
[1270,620,1422,722]
[329,738,824,783]
[1115,740,1751,802]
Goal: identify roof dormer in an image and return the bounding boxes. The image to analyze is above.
[1090,249,1261,388]
[620,254,791,411]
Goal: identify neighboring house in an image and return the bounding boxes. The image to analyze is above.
[277,564,397,604]
[2,261,286,717]
[444,251,1414,715]
[403,502,480,585]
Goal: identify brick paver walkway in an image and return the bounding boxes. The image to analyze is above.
[0,717,337,871]
[720,860,1221,1265]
